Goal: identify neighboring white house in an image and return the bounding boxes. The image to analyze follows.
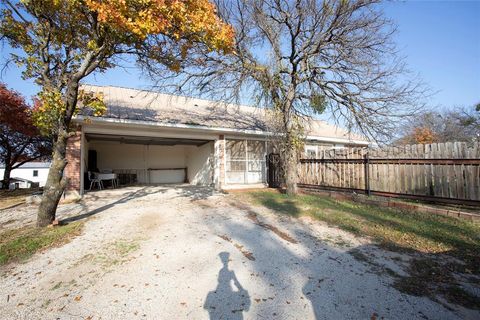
[0,162,51,189]
[63,84,369,196]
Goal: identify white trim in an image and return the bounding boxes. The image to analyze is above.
[82,125,218,141]
[213,138,222,189]
[74,115,369,146]
[224,134,270,141]
[264,140,268,185]
[305,135,369,146]
[223,135,226,187]
[75,115,270,137]
[245,139,249,181]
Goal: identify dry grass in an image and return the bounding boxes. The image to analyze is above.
[0,222,84,266]
[0,188,41,210]
[244,190,480,262]
[242,190,480,310]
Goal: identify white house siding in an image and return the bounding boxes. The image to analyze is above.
[304,143,339,158]
[87,140,213,185]
[185,142,214,185]
[0,165,50,188]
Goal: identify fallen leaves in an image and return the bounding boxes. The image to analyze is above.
[217,234,255,261]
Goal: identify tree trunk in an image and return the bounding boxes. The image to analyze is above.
[279,91,299,195]
[284,133,299,195]
[37,127,69,227]
[1,165,12,190]
[37,80,80,227]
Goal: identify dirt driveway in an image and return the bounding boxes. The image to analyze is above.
[0,185,476,319]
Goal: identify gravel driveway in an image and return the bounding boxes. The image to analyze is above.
[0,185,476,319]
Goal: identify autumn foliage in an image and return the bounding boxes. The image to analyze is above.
[0,83,51,189]
[0,83,35,136]
[32,89,107,136]
[0,0,234,224]
[411,127,438,144]
[397,108,479,145]
[85,0,234,51]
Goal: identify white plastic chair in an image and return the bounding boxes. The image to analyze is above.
[88,171,104,190]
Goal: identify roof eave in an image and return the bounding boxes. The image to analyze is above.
[74,116,370,146]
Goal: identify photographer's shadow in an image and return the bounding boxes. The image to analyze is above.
[204,252,251,320]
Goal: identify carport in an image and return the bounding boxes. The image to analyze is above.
[83,133,214,190]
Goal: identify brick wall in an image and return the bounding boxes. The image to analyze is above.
[65,127,82,192]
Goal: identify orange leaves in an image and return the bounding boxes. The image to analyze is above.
[412,127,438,144]
[2,0,234,138]
[84,0,234,53]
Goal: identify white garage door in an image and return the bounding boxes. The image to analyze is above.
[149,169,185,184]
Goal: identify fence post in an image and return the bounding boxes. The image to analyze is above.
[364,152,371,196]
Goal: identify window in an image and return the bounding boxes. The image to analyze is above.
[225,139,266,184]
[33,170,38,177]
[226,140,246,172]
[305,145,317,158]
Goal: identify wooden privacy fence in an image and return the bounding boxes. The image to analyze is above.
[298,142,480,206]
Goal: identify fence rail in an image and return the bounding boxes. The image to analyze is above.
[298,142,480,205]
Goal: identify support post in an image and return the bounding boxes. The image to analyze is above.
[364,151,371,196]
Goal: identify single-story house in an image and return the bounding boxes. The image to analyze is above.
[0,162,51,189]
[65,84,369,196]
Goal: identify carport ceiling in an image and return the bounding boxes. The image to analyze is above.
[86,133,211,146]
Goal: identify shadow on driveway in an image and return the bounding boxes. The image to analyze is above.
[204,252,251,319]
[61,185,216,224]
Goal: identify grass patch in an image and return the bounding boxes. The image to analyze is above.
[93,239,141,268]
[112,239,140,256]
[0,222,84,266]
[243,190,480,309]
[245,190,480,265]
[0,188,40,210]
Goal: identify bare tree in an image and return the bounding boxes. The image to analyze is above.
[396,104,480,145]
[144,0,427,194]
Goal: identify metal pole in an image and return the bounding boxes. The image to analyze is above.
[364,152,371,196]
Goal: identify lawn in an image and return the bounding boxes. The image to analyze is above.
[0,188,41,210]
[0,222,84,266]
[244,190,480,271]
[243,190,480,309]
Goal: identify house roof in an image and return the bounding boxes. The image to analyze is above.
[79,84,367,144]
[10,177,33,183]
[0,162,51,169]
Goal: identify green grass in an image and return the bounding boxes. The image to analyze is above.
[243,190,480,308]
[0,222,84,266]
[244,190,480,272]
[93,239,141,268]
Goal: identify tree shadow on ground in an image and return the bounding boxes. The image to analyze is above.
[249,192,480,271]
[61,186,168,223]
[232,192,480,317]
[61,184,216,224]
[204,252,251,320]
[175,184,218,200]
